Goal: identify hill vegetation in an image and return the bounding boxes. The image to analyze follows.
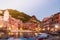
[0,9,41,23]
[0,9,31,22]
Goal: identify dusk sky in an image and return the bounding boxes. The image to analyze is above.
[0,0,60,21]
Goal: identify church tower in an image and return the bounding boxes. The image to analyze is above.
[3,10,9,22]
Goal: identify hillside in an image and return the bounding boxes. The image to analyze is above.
[0,9,31,22]
[0,9,41,23]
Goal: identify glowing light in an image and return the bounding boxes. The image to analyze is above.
[20,28,23,30]
[16,32,18,35]
[50,28,54,32]
[0,10,2,14]
[8,27,11,30]
[0,25,2,28]
[8,32,11,35]
[39,28,41,30]
[42,28,45,31]
[20,32,23,36]
[11,32,14,35]
[35,28,38,31]
[55,29,57,31]
[55,25,58,28]
[47,27,50,30]
[35,33,38,36]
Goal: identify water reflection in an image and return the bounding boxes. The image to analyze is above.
[8,37,23,40]
[8,37,35,40]
[0,30,36,40]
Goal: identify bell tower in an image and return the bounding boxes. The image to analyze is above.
[3,10,9,22]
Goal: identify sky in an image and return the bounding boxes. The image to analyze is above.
[0,0,60,21]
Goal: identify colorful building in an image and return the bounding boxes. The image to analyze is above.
[42,12,60,31]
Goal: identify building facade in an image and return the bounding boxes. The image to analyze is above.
[42,12,60,31]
